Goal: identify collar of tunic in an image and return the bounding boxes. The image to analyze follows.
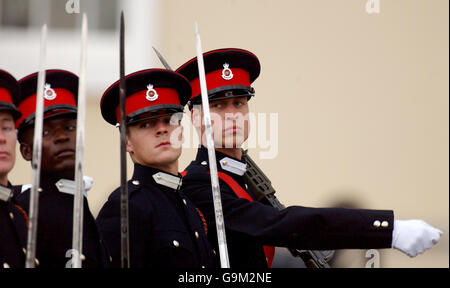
[132,163,182,191]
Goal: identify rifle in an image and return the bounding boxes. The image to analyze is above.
[242,150,334,268]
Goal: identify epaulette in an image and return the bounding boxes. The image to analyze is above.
[107,180,142,202]
[182,160,210,179]
[127,179,143,197]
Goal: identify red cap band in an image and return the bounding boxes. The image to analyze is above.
[189,68,250,100]
[16,88,77,128]
[114,87,181,123]
[0,88,13,104]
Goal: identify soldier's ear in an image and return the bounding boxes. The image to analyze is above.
[20,142,32,161]
[126,135,134,154]
[191,106,202,131]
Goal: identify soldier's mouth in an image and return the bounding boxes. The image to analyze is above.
[55,149,75,158]
[224,125,241,133]
[0,151,10,158]
[155,141,171,148]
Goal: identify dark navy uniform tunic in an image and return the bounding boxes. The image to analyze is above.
[0,184,28,269]
[96,163,216,268]
[181,146,395,268]
[14,176,108,268]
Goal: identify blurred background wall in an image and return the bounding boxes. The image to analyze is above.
[1,0,448,267]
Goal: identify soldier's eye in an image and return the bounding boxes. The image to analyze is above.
[66,125,76,132]
[170,118,181,125]
[1,126,13,132]
[140,122,151,128]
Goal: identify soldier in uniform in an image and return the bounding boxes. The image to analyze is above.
[96,68,216,268]
[14,69,108,268]
[0,69,28,269]
[176,48,443,268]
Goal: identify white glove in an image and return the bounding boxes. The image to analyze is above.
[392,219,443,257]
[83,175,94,195]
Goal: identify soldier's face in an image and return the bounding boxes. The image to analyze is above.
[0,111,17,183]
[193,96,249,148]
[20,116,77,179]
[126,114,182,170]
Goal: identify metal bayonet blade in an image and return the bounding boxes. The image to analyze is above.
[152,46,173,70]
[71,13,88,269]
[25,24,47,268]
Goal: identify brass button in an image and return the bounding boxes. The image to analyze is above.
[201,161,207,166]
[173,240,180,247]
[156,174,162,180]
[35,258,40,266]
[22,248,26,254]
[222,161,228,166]
[132,180,140,186]
[373,220,381,228]
[182,199,187,206]
[381,221,389,228]
[3,262,10,268]
[195,231,199,239]
[9,212,13,220]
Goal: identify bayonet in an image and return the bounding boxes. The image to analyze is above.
[119,11,130,268]
[25,24,47,268]
[152,46,173,70]
[71,13,88,268]
[194,21,230,268]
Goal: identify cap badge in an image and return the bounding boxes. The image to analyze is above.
[222,63,233,80]
[44,83,57,100]
[146,84,158,101]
